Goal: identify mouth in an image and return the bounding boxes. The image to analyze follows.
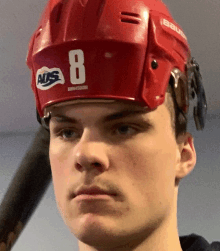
[73,194,115,201]
[70,186,117,200]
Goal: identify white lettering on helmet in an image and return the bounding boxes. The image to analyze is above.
[162,18,187,41]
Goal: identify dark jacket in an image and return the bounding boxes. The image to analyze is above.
[180,233,220,251]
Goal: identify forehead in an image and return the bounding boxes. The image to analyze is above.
[45,99,173,132]
[45,99,175,138]
[44,99,158,127]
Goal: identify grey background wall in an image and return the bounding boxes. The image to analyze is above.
[0,0,219,250]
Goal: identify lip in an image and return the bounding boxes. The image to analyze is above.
[72,185,117,199]
[74,194,114,201]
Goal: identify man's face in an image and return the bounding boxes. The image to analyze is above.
[48,100,193,249]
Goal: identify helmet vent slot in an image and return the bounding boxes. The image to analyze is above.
[121,12,140,18]
[121,12,141,24]
[35,26,42,38]
[56,3,63,23]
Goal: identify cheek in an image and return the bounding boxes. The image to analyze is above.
[49,140,70,176]
[122,134,177,206]
[49,140,73,211]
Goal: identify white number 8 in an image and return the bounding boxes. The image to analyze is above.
[69,49,86,85]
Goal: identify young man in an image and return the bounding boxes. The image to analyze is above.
[26,0,217,250]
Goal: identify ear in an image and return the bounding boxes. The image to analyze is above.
[175,132,197,180]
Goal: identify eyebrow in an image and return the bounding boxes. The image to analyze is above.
[51,108,149,125]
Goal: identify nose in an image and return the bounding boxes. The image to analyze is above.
[74,134,110,173]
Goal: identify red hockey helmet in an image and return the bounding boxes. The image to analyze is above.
[26,0,207,130]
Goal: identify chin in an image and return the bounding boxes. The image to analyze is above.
[70,214,127,248]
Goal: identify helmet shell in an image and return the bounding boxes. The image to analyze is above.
[27,0,190,117]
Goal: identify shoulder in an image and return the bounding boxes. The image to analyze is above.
[180,233,220,251]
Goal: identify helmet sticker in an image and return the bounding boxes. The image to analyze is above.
[69,49,86,85]
[36,67,65,90]
[162,18,187,41]
[68,49,88,91]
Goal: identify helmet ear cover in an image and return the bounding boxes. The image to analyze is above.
[37,109,50,131]
[169,68,189,117]
[167,58,207,131]
[187,58,207,130]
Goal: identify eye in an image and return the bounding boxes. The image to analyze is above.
[113,124,138,136]
[51,122,148,142]
[58,128,77,140]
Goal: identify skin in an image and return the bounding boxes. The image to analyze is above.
[47,97,196,251]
